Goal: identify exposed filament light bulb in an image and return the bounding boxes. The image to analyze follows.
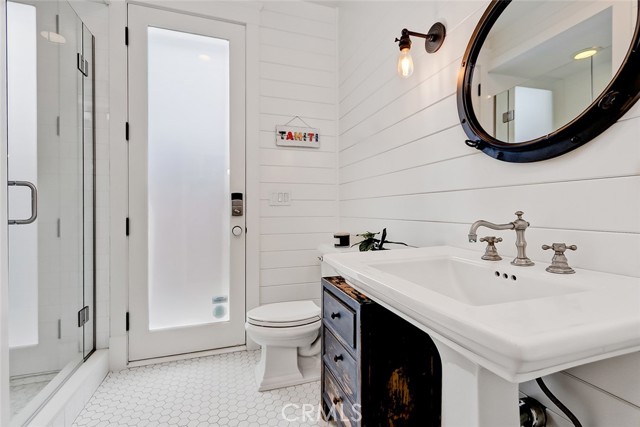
[397,48,414,78]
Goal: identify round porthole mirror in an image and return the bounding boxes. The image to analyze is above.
[457,0,640,162]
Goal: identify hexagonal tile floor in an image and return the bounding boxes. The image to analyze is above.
[72,350,329,427]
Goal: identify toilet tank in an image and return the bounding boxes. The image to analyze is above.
[317,243,356,277]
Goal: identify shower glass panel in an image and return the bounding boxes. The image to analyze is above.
[6,0,96,423]
[82,23,95,358]
[7,1,39,351]
[147,27,231,330]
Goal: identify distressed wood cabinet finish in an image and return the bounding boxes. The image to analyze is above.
[321,276,442,427]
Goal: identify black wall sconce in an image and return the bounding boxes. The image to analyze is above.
[395,23,446,78]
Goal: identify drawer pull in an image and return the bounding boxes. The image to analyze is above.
[332,397,342,405]
[323,290,355,348]
[333,354,343,363]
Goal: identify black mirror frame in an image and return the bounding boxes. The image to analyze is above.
[457,0,640,163]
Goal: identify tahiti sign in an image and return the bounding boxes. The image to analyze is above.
[275,125,320,148]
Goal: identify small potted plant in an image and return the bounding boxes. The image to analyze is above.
[352,228,410,251]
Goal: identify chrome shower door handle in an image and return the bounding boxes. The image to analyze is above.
[8,180,38,225]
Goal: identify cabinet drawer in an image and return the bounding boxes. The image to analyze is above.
[324,369,359,427]
[323,329,357,402]
[323,290,356,348]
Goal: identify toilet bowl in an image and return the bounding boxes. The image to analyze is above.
[245,301,321,391]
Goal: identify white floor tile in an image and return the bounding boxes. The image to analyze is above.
[72,350,329,427]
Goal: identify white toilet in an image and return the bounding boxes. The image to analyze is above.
[245,300,321,391]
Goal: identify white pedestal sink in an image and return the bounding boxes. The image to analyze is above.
[435,343,519,426]
[323,246,640,427]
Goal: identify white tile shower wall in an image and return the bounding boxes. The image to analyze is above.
[337,1,639,426]
[258,2,339,306]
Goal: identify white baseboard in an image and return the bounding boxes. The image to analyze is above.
[108,335,127,372]
[127,345,248,368]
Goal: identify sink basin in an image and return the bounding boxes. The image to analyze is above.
[369,257,587,306]
[323,246,640,382]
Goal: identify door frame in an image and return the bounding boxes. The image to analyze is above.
[1,0,11,423]
[126,4,247,361]
[107,1,261,369]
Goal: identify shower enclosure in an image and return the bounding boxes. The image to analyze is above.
[6,0,95,424]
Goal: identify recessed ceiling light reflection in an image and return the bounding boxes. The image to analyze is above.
[573,47,599,60]
[198,54,211,61]
[40,31,66,44]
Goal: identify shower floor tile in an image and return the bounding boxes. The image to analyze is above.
[10,379,52,416]
[72,350,330,427]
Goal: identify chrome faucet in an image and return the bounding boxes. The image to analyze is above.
[468,211,534,266]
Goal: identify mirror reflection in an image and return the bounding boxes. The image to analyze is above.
[472,0,638,143]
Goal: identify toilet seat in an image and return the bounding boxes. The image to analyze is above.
[247,301,320,328]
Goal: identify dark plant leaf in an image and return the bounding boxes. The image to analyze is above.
[384,240,410,246]
[359,240,377,251]
[378,228,388,250]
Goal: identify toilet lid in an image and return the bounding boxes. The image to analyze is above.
[247,301,321,328]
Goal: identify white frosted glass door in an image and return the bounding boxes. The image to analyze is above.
[128,6,246,360]
[147,28,230,330]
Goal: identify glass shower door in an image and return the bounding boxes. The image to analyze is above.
[6,0,95,423]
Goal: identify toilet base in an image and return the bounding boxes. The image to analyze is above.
[254,346,320,392]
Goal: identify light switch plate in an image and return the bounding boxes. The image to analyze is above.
[269,191,291,206]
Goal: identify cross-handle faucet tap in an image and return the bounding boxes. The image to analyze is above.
[468,211,534,266]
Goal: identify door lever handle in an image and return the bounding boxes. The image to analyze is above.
[8,181,38,225]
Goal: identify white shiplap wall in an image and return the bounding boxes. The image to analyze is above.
[337,1,639,426]
[258,2,338,306]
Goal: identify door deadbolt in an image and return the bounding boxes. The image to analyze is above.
[231,192,243,216]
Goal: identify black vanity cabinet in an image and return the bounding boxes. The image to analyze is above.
[321,276,442,427]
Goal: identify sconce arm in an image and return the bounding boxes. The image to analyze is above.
[395,23,446,54]
[403,29,437,41]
